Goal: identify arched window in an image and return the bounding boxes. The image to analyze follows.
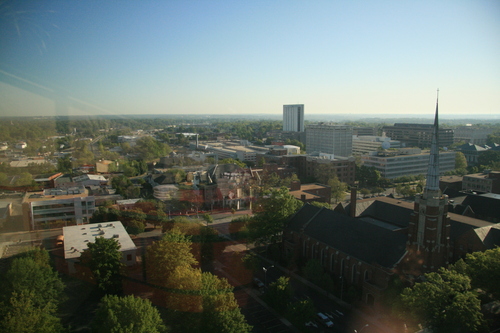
[366,294,375,306]
[311,243,315,259]
[302,240,307,257]
[320,248,325,265]
[364,270,370,281]
[340,258,345,277]
[330,253,335,272]
[351,264,357,283]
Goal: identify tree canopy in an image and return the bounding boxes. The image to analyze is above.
[247,187,303,245]
[464,247,500,299]
[91,294,167,333]
[399,267,485,333]
[146,227,198,286]
[0,256,65,308]
[80,237,124,294]
[0,250,64,333]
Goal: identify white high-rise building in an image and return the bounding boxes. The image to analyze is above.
[306,124,353,157]
[283,104,304,132]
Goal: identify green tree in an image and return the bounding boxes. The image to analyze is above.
[285,298,316,330]
[465,247,500,299]
[328,177,347,203]
[359,188,371,198]
[399,268,485,333]
[248,187,303,245]
[80,237,124,294]
[14,172,34,186]
[302,259,335,293]
[202,213,213,226]
[57,155,72,173]
[477,150,500,168]
[126,219,145,235]
[356,165,381,187]
[91,294,167,333]
[219,158,246,168]
[0,257,65,308]
[19,248,51,268]
[0,172,8,186]
[455,152,467,170]
[264,276,293,314]
[111,175,140,199]
[135,136,171,161]
[309,201,330,209]
[146,227,198,286]
[201,272,252,333]
[486,131,500,146]
[0,291,63,333]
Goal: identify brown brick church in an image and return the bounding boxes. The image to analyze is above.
[283,97,500,309]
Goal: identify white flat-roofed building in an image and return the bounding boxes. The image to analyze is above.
[63,221,137,273]
[282,145,301,155]
[352,136,401,155]
[361,148,455,179]
[454,126,494,145]
[306,124,353,157]
[283,104,304,132]
[73,174,108,186]
[23,186,96,230]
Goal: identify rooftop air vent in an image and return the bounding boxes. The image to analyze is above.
[113,234,119,238]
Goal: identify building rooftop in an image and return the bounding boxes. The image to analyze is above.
[25,186,90,202]
[63,221,136,260]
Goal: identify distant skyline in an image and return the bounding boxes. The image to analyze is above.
[0,0,499,117]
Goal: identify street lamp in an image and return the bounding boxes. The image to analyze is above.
[354,324,369,333]
[339,276,344,301]
[263,265,274,286]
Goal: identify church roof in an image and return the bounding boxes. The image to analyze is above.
[287,204,407,268]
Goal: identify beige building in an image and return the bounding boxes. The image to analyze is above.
[23,186,96,230]
[462,171,500,194]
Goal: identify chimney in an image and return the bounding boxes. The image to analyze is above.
[290,180,301,191]
[301,194,306,201]
[350,186,357,217]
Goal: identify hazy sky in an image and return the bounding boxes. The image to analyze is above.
[0,0,499,117]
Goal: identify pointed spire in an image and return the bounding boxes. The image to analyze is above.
[425,90,440,192]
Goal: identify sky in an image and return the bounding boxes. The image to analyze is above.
[0,0,499,118]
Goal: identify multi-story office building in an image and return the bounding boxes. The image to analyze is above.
[263,154,356,185]
[306,124,353,157]
[462,171,500,194]
[361,148,455,179]
[23,186,96,230]
[453,126,494,145]
[352,136,401,155]
[353,127,377,136]
[382,123,454,148]
[283,104,304,132]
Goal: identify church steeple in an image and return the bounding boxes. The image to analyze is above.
[425,90,440,193]
[404,90,451,275]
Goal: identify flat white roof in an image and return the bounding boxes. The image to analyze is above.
[63,221,136,260]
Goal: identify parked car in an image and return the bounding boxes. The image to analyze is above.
[252,278,265,290]
[316,312,334,328]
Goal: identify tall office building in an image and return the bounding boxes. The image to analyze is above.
[283,104,304,132]
[306,124,353,157]
[382,123,454,148]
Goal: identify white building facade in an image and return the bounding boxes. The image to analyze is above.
[306,124,353,157]
[361,149,455,179]
[283,104,304,132]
